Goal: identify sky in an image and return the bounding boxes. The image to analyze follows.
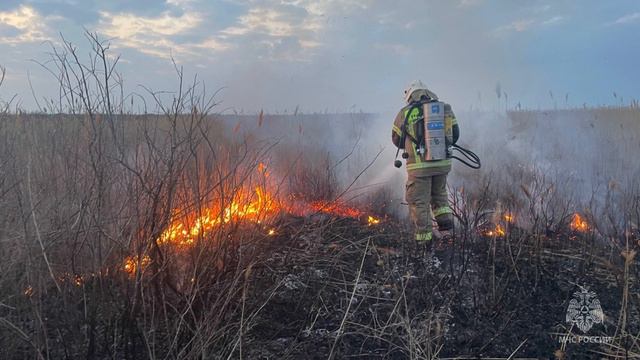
[0,0,639,114]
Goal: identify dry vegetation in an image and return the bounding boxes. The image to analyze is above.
[0,36,639,359]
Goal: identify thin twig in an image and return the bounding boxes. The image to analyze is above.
[328,237,370,360]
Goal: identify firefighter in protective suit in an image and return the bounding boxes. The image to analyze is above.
[392,80,459,246]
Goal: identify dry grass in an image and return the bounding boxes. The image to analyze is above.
[0,34,638,359]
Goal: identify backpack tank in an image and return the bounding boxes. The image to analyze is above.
[422,101,447,160]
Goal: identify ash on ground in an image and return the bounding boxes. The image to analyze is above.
[243,215,639,359]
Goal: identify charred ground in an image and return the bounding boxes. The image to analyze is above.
[0,106,639,359]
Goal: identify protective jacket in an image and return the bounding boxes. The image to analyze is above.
[392,101,459,176]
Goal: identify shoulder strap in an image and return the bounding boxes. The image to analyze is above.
[402,104,422,146]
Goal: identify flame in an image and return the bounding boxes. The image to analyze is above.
[309,200,363,218]
[124,255,151,275]
[153,164,379,249]
[257,162,270,177]
[483,211,514,237]
[121,163,381,275]
[154,192,381,247]
[158,186,277,246]
[570,213,589,232]
[485,224,506,237]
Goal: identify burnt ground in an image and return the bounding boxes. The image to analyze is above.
[2,214,638,360]
[242,215,640,359]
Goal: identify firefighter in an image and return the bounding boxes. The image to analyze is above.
[392,80,459,248]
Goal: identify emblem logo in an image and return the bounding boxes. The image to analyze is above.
[565,288,604,333]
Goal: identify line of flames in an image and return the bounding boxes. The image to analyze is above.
[123,185,381,275]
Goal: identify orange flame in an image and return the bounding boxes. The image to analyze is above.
[122,163,381,275]
[367,215,380,226]
[484,224,507,237]
[124,255,151,274]
[485,224,506,237]
[570,213,589,232]
[308,200,363,218]
[158,186,277,246]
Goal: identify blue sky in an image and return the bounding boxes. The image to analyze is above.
[0,0,638,113]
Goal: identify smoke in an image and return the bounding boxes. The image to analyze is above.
[218,104,640,225]
[455,108,640,186]
[2,1,637,227]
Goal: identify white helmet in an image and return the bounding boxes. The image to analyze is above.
[403,80,438,103]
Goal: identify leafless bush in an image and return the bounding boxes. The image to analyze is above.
[0,33,288,360]
[277,145,339,202]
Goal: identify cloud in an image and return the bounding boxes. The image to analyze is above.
[541,16,564,26]
[99,10,201,38]
[219,0,371,61]
[607,12,640,26]
[0,5,53,44]
[166,0,195,6]
[219,4,325,61]
[96,1,337,62]
[493,18,536,34]
[194,37,233,51]
[223,8,300,37]
[492,15,564,36]
[98,10,229,59]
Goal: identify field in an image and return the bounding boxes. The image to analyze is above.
[0,46,639,359]
[0,104,638,359]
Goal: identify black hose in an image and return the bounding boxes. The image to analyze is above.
[451,144,481,169]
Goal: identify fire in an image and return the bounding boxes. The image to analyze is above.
[483,211,514,237]
[307,200,381,225]
[124,255,151,274]
[484,224,507,236]
[257,162,270,177]
[367,215,380,226]
[121,163,382,275]
[570,213,589,232]
[158,186,277,246]
[153,165,380,249]
[485,224,506,237]
[309,200,363,218]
